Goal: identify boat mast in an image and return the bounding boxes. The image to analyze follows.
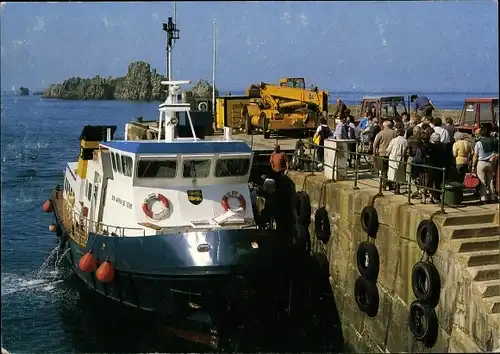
[163,2,179,81]
[158,8,197,142]
[212,20,217,119]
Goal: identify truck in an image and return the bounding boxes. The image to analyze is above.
[456,97,499,134]
[357,95,408,120]
[241,77,329,139]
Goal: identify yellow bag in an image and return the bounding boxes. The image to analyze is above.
[313,133,321,146]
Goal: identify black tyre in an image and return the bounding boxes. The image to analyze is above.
[411,261,441,308]
[245,114,253,135]
[356,242,380,281]
[416,219,439,256]
[314,207,331,244]
[262,116,270,139]
[354,276,379,317]
[360,206,379,238]
[408,300,439,347]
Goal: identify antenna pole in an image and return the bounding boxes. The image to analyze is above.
[212,20,217,118]
[173,2,176,26]
[162,8,179,82]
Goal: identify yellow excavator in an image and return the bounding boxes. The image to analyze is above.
[241,77,328,138]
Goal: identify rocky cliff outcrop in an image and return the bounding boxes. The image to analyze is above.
[42,61,217,101]
[19,86,29,96]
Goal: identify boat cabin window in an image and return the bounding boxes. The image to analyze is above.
[63,177,74,195]
[121,156,133,177]
[88,182,93,200]
[115,154,123,174]
[111,152,117,172]
[215,158,251,177]
[183,159,211,178]
[85,180,93,201]
[137,160,177,178]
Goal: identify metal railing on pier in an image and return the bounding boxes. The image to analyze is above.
[287,138,449,214]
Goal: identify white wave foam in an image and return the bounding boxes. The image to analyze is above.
[2,246,71,297]
[1,273,64,296]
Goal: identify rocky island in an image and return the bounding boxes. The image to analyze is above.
[19,86,30,96]
[42,61,218,101]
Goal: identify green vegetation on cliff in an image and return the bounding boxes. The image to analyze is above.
[42,61,218,101]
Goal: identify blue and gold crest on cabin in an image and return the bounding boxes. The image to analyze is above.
[187,190,203,205]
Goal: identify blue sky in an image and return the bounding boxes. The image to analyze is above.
[0,1,498,93]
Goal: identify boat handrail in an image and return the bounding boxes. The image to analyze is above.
[67,208,147,237]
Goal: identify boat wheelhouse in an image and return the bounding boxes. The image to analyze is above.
[62,134,257,240]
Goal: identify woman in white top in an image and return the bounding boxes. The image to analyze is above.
[386,124,408,194]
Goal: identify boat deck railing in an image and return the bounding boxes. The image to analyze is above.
[53,190,146,246]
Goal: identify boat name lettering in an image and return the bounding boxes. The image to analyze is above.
[111,195,132,209]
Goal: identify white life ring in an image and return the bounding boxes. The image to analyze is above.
[198,101,208,111]
[142,193,170,221]
[221,191,246,214]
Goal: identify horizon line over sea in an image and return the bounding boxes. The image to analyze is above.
[1,89,499,95]
[1,89,498,110]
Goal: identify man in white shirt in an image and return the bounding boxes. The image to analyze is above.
[431,117,450,143]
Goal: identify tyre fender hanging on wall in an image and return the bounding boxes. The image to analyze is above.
[314,207,331,244]
[295,191,312,226]
[411,261,441,308]
[356,242,380,282]
[354,276,379,317]
[360,206,379,238]
[416,219,440,256]
[408,300,439,347]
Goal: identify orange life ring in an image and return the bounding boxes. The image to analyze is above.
[221,191,246,213]
[142,193,170,221]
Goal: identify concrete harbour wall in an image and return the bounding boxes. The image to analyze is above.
[288,171,499,353]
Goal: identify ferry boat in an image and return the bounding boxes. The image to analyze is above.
[43,16,292,334]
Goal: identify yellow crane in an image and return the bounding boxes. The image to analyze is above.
[242,77,328,138]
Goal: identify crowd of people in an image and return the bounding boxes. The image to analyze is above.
[312,98,499,204]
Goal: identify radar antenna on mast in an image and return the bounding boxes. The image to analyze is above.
[162,3,179,81]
